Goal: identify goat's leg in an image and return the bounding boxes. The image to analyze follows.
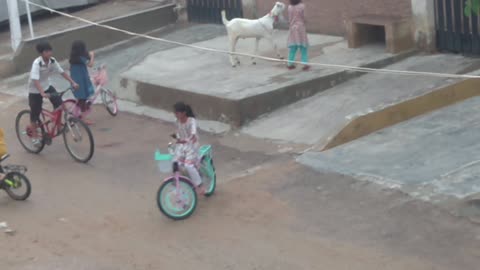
[229,35,237,67]
[229,36,241,67]
[267,36,284,60]
[252,38,260,65]
[234,37,241,65]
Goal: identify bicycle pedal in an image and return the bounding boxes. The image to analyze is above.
[44,137,52,146]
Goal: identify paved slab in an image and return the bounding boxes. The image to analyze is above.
[242,54,480,147]
[297,96,480,201]
[119,30,411,125]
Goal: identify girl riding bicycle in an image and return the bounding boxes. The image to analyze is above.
[172,102,205,195]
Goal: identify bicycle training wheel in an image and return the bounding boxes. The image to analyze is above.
[101,88,118,116]
[157,177,197,220]
[15,110,45,154]
[63,117,95,163]
[3,172,32,201]
[200,159,216,197]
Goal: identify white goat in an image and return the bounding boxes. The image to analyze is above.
[221,2,286,67]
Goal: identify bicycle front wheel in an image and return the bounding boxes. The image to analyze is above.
[157,177,197,220]
[15,110,45,154]
[63,117,94,163]
[101,88,118,116]
[3,172,32,201]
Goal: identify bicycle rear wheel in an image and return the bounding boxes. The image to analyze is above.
[3,172,31,201]
[200,159,216,197]
[15,110,45,154]
[157,177,197,220]
[101,88,118,116]
[63,117,94,163]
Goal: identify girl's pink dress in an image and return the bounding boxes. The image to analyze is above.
[287,3,309,48]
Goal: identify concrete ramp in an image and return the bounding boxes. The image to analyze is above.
[242,54,480,149]
[297,96,480,201]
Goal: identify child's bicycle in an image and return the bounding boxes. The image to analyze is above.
[15,89,95,163]
[63,64,118,118]
[0,154,31,201]
[155,142,216,220]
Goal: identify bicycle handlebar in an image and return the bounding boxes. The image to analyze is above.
[48,88,73,98]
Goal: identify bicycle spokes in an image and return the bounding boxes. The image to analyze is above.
[67,121,83,142]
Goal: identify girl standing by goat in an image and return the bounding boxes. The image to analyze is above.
[287,0,309,71]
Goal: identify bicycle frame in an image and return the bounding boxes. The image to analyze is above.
[39,107,64,138]
[162,144,214,195]
[35,90,72,138]
[89,64,108,104]
[68,65,114,117]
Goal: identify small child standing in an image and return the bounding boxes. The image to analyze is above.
[69,40,95,124]
[287,0,309,71]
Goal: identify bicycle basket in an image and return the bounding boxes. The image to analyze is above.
[155,150,173,173]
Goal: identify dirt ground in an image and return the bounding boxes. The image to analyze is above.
[1,93,480,270]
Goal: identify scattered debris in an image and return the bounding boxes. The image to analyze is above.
[1,222,15,235]
[58,217,68,223]
[4,228,16,236]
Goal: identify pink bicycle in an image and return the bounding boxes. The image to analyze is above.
[64,64,118,118]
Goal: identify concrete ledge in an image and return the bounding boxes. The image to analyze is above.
[118,31,415,127]
[123,51,413,127]
[12,4,177,74]
[324,78,480,150]
[347,15,414,54]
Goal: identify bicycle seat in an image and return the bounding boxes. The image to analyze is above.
[0,154,10,162]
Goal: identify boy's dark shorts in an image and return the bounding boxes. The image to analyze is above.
[29,86,62,122]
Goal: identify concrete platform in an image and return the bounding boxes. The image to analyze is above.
[242,54,480,149]
[297,96,480,202]
[118,31,413,126]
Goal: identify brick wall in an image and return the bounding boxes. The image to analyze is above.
[256,0,412,35]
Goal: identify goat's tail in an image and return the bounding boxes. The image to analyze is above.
[221,10,229,25]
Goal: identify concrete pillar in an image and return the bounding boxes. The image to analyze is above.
[242,0,257,19]
[6,0,22,51]
[411,0,436,52]
[174,0,188,22]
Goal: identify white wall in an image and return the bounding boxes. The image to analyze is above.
[411,0,436,51]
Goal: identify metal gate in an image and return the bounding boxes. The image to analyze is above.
[187,0,243,24]
[435,0,480,54]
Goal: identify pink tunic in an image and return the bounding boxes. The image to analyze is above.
[287,3,309,48]
[174,117,200,166]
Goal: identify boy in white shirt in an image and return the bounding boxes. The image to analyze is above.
[28,41,78,143]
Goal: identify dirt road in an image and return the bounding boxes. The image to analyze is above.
[1,93,480,269]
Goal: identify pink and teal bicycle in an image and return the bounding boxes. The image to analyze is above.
[155,142,216,220]
[64,64,118,119]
